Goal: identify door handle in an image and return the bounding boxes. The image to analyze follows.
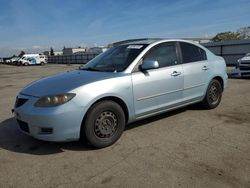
[202,66,208,71]
[171,71,181,76]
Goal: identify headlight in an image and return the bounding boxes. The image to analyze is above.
[34,93,76,107]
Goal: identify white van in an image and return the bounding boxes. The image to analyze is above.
[18,54,47,66]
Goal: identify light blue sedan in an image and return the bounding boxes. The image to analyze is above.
[13,39,228,148]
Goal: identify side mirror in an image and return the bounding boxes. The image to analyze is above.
[141,60,159,71]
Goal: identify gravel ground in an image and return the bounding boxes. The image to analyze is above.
[0,64,249,188]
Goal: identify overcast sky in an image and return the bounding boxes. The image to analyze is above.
[0,0,249,57]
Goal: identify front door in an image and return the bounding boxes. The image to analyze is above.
[132,42,184,118]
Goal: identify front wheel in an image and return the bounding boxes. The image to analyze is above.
[82,101,126,148]
[202,79,222,109]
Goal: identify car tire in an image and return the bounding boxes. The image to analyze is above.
[202,79,222,109]
[83,101,125,148]
[41,62,45,65]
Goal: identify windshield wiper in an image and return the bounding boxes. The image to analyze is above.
[80,67,101,72]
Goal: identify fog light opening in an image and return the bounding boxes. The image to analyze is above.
[40,127,53,134]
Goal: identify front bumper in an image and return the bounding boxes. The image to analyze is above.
[231,67,250,78]
[13,93,86,142]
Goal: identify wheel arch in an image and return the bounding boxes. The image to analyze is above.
[93,96,129,122]
[80,96,129,135]
[212,76,224,91]
[202,75,224,101]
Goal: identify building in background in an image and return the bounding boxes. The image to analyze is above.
[63,47,87,55]
[88,46,108,54]
[43,51,63,56]
[182,37,212,44]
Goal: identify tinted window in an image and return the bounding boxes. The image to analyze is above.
[180,42,207,63]
[144,43,177,68]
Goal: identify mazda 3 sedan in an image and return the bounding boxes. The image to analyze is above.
[13,39,228,148]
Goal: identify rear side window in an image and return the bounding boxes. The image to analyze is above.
[180,42,207,63]
[144,43,178,68]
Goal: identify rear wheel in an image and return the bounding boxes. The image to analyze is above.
[82,101,125,148]
[40,62,45,65]
[202,79,222,109]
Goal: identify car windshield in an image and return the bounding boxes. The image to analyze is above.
[80,44,148,72]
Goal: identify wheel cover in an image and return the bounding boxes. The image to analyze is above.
[94,111,118,138]
[208,82,221,104]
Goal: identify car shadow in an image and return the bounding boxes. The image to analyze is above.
[0,118,94,155]
[0,104,204,155]
[125,103,207,131]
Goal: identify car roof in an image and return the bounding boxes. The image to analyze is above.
[122,38,211,53]
[125,39,163,45]
[123,38,199,45]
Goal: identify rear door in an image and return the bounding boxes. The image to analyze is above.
[132,42,184,118]
[179,42,209,101]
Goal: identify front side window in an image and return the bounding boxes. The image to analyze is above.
[180,42,207,63]
[143,43,178,68]
[81,44,148,72]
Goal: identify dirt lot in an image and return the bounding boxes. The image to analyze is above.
[0,64,249,188]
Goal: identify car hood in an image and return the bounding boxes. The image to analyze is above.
[20,70,120,97]
[239,57,250,62]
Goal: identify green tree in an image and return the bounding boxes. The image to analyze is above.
[50,47,54,56]
[212,32,241,42]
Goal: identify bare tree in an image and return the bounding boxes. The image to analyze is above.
[18,51,25,57]
[238,26,250,39]
[50,47,54,56]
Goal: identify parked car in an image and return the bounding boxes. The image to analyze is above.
[18,54,47,66]
[3,57,20,65]
[231,53,250,77]
[18,57,33,66]
[13,39,228,148]
[5,59,12,64]
[10,57,20,65]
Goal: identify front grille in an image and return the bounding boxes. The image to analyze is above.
[17,119,29,133]
[241,72,250,77]
[239,66,250,71]
[15,98,28,108]
[240,66,250,70]
[240,61,250,64]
